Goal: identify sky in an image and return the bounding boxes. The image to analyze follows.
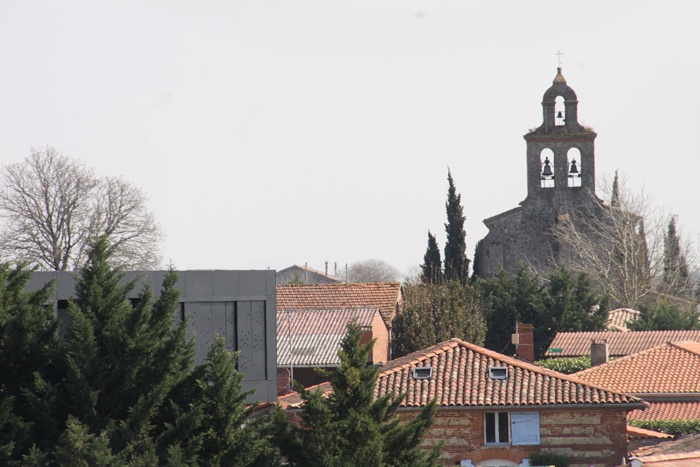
[1,1,699,277]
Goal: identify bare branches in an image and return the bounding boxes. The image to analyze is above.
[0,147,163,271]
[552,172,697,307]
[344,259,401,283]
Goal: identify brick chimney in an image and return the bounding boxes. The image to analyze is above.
[590,339,609,367]
[514,323,535,363]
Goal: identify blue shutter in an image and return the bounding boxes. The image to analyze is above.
[511,412,540,445]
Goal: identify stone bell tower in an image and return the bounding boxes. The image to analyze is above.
[475,68,605,278]
[523,67,597,209]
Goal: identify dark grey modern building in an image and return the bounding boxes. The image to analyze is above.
[27,270,277,403]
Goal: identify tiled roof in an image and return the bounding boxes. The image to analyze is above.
[631,433,700,466]
[374,338,643,408]
[607,308,640,332]
[276,282,402,326]
[627,425,673,440]
[276,265,341,285]
[276,308,379,367]
[628,401,700,422]
[574,341,700,394]
[546,330,700,357]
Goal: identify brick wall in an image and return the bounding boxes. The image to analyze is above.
[370,313,389,364]
[400,407,629,467]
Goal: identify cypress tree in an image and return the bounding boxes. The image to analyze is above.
[273,321,441,466]
[610,170,620,207]
[420,231,442,284]
[443,170,470,285]
[662,216,691,297]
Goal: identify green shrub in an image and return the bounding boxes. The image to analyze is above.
[628,419,700,436]
[536,356,591,374]
[529,451,569,467]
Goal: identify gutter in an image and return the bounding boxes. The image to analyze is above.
[394,402,648,412]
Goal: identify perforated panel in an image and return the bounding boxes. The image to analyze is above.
[226,302,236,352]
[237,301,253,379]
[185,302,213,365]
[250,301,266,380]
[212,302,226,339]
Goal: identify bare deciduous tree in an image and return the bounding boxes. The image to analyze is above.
[0,147,163,270]
[551,173,696,307]
[344,259,401,283]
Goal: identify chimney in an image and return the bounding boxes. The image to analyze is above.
[325,261,328,275]
[590,339,609,367]
[514,323,535,363]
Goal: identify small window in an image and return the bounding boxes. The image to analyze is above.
[484,412,510,444]
[489,366,508,380]
[413,367,432,380]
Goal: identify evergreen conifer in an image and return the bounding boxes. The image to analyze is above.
[420,231,442,284]
[443,171,470,285]
[273,321,441,466]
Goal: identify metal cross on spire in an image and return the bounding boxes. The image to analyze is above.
[555,50,564,67]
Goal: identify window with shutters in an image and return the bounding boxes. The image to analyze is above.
[484,411,540,446]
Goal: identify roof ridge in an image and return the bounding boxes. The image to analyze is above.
[574,341,678,376]
[670,340,700,356]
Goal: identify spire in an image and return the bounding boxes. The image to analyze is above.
[553,67,566,83]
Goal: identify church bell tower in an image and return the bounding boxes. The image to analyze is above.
[523,68,597,209]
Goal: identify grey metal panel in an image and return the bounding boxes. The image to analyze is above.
[55,272,78,298]
[211,302,226,340]
[213,270,240,298]
[226,302,236,352]
[239,271,267,296]
[237,301,253,380]
[184,271,213,298]
[185,302,212,366]
[250,301,266,380]
[242,380,277,405]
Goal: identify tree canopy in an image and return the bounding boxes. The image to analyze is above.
[0,147,163,270]
[392,279,486,358]
[478,264,609,360]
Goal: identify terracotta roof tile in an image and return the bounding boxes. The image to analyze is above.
[375,338,643,408]
[547,330,700,357]
[628,401,700,422]
[276,308,379,367]
[575,341,700,394]
[627,425,673,439]
[607,308,640,332]
[276,282,402,326]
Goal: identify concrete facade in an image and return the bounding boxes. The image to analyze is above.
[27,270,278,403]
[476,68,607,278]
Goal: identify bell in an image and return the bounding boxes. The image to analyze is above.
[569,159,579,174]
[541,157,553,177]
[557,111,563,119]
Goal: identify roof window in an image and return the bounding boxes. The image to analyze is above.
[412,367,432,380]
[488,366,508,380]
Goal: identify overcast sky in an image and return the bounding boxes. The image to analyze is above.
[1,1,699,277]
